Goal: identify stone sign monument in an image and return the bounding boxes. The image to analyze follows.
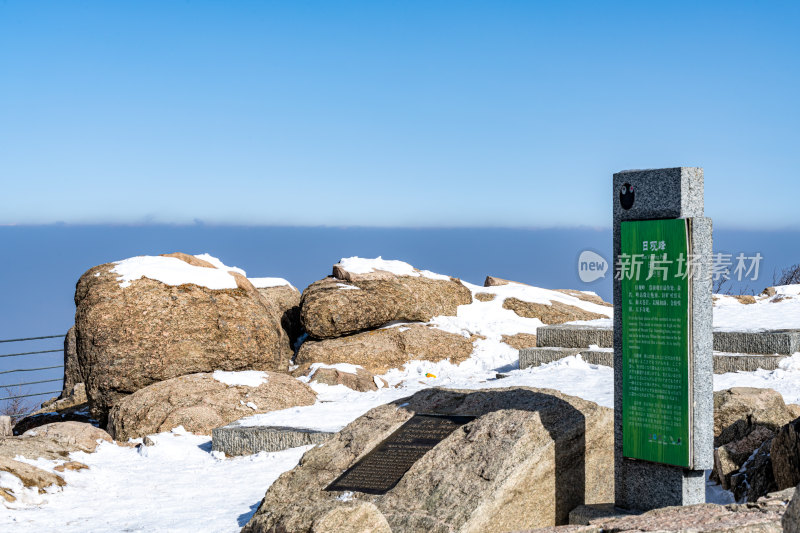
[613,168,713,510]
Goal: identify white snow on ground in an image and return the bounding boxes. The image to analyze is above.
[212,370,268,387]
[336,256,451,281]
[0,428,309,532]
[713,287,800,332]
[111,254,244,290]
[249,277,293,289]
[714,353,800,404]
[7,261,800,529]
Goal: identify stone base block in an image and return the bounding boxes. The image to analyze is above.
[211,425,332,456]
[536,325,613,348]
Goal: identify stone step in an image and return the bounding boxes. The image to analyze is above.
[212,424,332,457]
[537,325,800,356]
[519,347,786,374]
[713,329,800,356]
[520,347,613,369]
[535,324,613,348]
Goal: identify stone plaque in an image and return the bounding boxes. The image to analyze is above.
[325,413,475,495]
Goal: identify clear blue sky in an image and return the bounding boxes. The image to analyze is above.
[1,1,798,228]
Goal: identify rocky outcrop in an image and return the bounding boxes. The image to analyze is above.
[731,438,777,502]
[0,457,66,503]
[709,388,800,501]
[571,502,785,533]
[107,371,316,440]
[295,324,477,375]
[62,326,81,396]
[242,387,613,533]
[1,422,112,461]
[715,425,774,490]
[784,485,800,533]
[74,253,293,421]
[501,333,539,350]
[293,365,388,392]
[713,387,798,446]
[770,418,800,490]
[12,384,92,435]
[22,421,112,453]
[300,270,472,339]
[502,298,608,324]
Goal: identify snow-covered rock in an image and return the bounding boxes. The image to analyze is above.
[75,252,293,422]
[301,258,472,339]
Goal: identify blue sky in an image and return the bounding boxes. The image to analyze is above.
[1,1,798,228]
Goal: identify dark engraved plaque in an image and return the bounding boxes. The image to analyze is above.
[325,413,475,495]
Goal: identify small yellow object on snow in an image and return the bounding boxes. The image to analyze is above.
[425,373,437,378]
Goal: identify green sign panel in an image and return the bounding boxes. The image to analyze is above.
[621,218,693,468]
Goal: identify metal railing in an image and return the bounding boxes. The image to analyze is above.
[0,335,65,408]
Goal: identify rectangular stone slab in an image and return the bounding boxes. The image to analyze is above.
[211,425,332,456]
[713,330,800,355]
[325,413,475,495]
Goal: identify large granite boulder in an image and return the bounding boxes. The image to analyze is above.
[713,387,797,447]
[107,371,317,441]
[75,253,293,421]
[300,259,472,339]
[295,324,478,375]
[242,387,613,532]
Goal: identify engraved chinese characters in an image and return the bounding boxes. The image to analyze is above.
[326,414,475,495]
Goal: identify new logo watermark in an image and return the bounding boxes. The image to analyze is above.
[578,250,608,283]
[576,249,763,283]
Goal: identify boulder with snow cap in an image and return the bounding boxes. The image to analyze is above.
[295,323,478,375]
[75,253,293,422]
[107,371,316,440]
[300,257,472,339]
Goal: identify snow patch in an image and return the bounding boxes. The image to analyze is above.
[111,254,243,290]
[335,256,450,281]
[336,283,361,290]
[249,277,293,289]
[212,371,268,388]
[308,363,362,378]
